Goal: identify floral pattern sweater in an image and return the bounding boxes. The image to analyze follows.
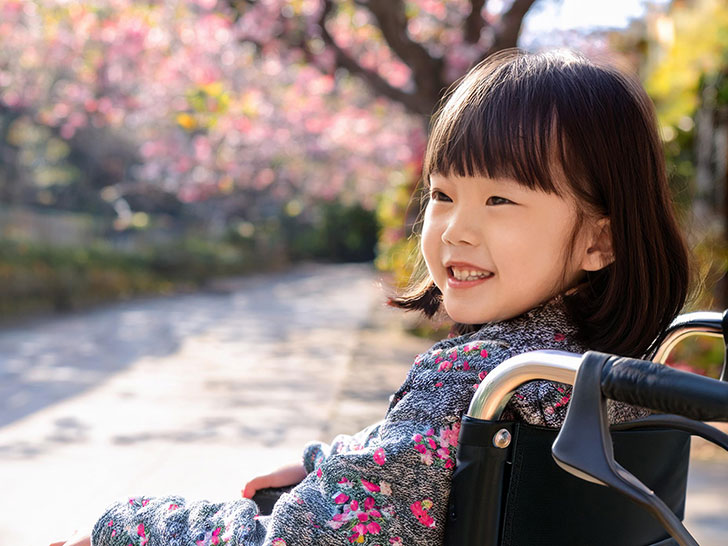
[91,299,647,546]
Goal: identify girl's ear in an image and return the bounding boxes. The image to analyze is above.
[580,218,614,272]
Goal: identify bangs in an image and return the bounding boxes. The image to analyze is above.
[423,51,576,194]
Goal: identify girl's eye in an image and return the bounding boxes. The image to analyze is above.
[429,189,452,202]
[486,195,513,206]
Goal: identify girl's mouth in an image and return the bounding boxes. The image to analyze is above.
[447,266,494,285]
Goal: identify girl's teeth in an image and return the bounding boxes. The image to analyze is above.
[452,269,490,281]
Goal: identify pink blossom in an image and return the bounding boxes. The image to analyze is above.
[554,333,566,342]
[414,444,427,454]
[361,479,381,493]
[316,468,322,478]
[463,360,470,370]
[373,447,386,466]
[334,492,349,504]
[351,523,368,541]
[367,521,382,534]
[420,450,434,465]
[440,423,460,448]
[481,349,489,358]
[137,524,148,546]
[410,500,436,528]
[413,433,423,442]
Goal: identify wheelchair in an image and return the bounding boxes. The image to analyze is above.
[254,311,728,545]
[446,310,728,546]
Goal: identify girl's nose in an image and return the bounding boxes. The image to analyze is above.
[441,211,480,246]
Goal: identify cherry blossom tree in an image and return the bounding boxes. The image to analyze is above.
[0,0,541,237]
[230,0,538,118]
[0,0,421,225]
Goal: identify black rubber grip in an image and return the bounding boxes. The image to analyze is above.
[600,355,728,422]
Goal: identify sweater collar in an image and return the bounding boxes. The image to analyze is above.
[436,296,585,355]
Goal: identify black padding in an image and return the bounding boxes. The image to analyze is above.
[600,354,728,421]
[252,485,294,515]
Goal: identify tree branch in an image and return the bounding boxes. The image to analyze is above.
[361,0,445,114]
[488,0,538,53]
[318,0,433,115]
[364,0,437,74]
[464,0,487,43]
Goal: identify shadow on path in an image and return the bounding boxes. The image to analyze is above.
[0,263,374,429]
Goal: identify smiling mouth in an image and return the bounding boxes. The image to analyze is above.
[448,267,494,282]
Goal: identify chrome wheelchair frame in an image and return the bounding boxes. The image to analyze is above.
[446,310,728,546]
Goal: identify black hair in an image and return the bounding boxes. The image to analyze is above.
[391,49,690,358]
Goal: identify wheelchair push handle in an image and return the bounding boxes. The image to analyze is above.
[600,354,728,422]
[468,347,728,422]
[552,351,728,546]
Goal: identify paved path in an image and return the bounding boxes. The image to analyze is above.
[0,263,725,544]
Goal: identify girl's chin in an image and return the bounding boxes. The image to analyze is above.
[443,307,493,325]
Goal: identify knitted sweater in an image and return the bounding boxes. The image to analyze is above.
[91,298,647,546]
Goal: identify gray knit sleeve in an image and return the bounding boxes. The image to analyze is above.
[303,421,384,474]
[91,495,265,545]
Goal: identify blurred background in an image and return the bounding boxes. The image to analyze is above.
[1,0,728,543]
[0,0,726,322]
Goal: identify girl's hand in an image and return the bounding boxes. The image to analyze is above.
[49,530,91,546]
[241,462,307,499]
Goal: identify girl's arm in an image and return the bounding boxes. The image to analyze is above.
[86,337,511,546]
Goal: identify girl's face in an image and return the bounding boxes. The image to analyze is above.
[422,173,597,324]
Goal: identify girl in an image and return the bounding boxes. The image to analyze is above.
[56,49,689,546]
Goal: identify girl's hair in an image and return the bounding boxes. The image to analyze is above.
[391,49,690,358]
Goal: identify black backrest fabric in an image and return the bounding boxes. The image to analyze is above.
[446,418,690,546]
[500,423,690,546]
